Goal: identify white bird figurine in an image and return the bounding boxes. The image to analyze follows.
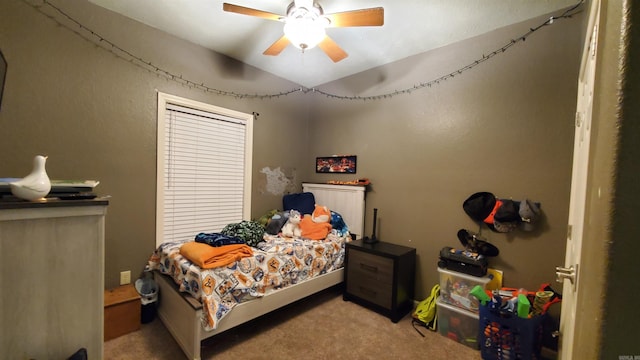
[10,155,51,201]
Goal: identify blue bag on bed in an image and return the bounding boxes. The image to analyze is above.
[195,232,245,247]
[330,210,349,237]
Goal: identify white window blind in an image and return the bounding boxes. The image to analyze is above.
[156,93,253,246]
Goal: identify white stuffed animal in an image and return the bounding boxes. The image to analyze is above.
[281,210,302,238]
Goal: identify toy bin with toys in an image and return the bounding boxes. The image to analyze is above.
[436,297,480,349]
[438,267,492,313]
[478,301,546,360]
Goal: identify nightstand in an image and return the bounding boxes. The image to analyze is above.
[344,240,416,322]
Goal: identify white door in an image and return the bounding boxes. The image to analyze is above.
[557,2,600,359]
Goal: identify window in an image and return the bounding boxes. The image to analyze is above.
[156,92,253,246]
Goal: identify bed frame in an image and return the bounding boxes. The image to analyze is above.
[155,268,343,360]
[154,184,366,360]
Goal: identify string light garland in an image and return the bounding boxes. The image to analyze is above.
[25,0,583,101]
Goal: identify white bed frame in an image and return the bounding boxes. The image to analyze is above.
[155,184,366,360]
[302,183,366,239]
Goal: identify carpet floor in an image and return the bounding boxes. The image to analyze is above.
[104,286,483,359]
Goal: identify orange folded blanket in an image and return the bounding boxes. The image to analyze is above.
[179,242,253,269]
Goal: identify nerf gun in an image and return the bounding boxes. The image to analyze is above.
[470,285,491,305]
[471,285,530,318]
[517,294,530,318]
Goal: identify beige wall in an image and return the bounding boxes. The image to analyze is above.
[308,12,583,298]
[1,3,613,352]
[0,0,583,296]
[0,0,311,288]
[2,1,637,356]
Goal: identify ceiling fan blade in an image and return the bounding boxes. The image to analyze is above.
[318,36,348,62]
[223,3,283,21]
[325,7,384,27]
[263,36,291,56]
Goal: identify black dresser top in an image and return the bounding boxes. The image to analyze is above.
[347,239,415,257]
[0,197,109,210]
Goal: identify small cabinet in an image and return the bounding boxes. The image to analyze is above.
[344,240,416,322]
[104,284,141,341]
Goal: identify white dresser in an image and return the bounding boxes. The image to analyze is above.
[0,199,108,359]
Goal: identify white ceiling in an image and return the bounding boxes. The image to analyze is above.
[88,0,577,88]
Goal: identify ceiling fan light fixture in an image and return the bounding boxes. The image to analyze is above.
[284,17,326,50]
[223,1,383,62]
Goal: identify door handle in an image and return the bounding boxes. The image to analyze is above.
[556,264,578,285]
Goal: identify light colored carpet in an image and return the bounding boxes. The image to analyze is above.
[104,286,483,359]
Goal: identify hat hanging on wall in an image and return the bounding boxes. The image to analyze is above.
[463,192,498,223]
[519,199,541,231]
[463,192,541,233]
[493,199,521,233]
[457,229,499,256]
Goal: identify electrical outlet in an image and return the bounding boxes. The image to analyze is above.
[120,270,131,285]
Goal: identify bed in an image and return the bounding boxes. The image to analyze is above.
[148,183,366,360]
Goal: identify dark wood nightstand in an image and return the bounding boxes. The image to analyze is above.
[343,240,416,322]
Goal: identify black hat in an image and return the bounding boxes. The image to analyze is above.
[493,199,521,233]
[463,192,497,223]
[457,229,499,257]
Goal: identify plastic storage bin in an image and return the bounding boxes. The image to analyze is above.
[479,303,546,360]
[438,267,491,313]
[436,297,480,349]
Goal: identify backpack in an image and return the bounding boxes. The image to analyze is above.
[412,284,440,336]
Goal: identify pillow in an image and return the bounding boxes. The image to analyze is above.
[265,211,289,235]
[283,192,315,215]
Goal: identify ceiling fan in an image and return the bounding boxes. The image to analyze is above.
[222,1,384,62]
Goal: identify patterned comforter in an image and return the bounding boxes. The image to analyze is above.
[148,233,349,331]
